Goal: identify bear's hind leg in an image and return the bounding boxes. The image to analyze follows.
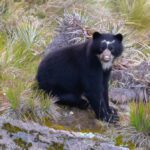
[55,94,89,109]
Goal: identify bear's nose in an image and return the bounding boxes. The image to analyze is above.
[103,55,111,61]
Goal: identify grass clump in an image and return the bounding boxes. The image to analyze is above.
[14,86,60,122]
[106,0,150,30]
[6,85,22,110]
[130,102,150,134]
[118,103,150,148]
[15,22,41,49]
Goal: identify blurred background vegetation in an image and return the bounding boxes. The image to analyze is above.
[0,0,150,142]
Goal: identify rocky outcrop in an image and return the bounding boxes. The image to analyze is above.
[0,116,128,150]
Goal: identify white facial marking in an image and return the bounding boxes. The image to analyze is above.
[101,40,115,47]
[99,40,115,70]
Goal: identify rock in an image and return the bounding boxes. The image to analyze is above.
[109,88,136,104]
[100,143,128,150]
[0,116,128,150]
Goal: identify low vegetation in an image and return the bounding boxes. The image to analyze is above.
[130,102,150,134]
[105,0,150,30]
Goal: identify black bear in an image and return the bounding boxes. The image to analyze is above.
[36,32,123,122]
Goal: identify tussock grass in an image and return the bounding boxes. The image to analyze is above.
[15,23,40,48]
[118,102,150,149]
[106,0,150,30]
[6,82,24,110]
[130,102,150,133]
[18,86,60,122]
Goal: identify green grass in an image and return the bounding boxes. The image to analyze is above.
[105,0,150,30]
[0,33,6,51]
[0,15,44,112]
[5,80,25,110]
[130,102,150,134]
[15,22,41,49]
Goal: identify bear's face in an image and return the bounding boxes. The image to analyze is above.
[91,32,123,70]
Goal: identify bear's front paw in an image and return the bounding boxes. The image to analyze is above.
[103,113,119,123]
[108,106,118,115]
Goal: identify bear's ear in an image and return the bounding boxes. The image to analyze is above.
[93,32,101,39]
[115,33,123,42]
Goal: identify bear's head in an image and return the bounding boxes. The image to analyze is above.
[91,32,123,70]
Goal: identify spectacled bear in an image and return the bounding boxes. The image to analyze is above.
[36,32,124,123]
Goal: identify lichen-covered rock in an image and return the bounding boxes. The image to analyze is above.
[0,116,128,150]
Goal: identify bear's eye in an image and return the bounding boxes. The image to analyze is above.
[108,45,114,52]
[100,43,107,51]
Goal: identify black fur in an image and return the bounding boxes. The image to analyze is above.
[36,32,123,122]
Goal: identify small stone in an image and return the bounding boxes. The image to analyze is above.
[69,111,74,115]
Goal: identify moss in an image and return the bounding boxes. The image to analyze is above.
[115,135,123,146]
[2,123,27,134]
[47,142,64,150]
[126,141,136,150]
[80,128,106,134]
[91,137,106,143]
[115,135,135,150]
[42,117,67,130]
[14,138,32,149]
[42,117,106,134]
